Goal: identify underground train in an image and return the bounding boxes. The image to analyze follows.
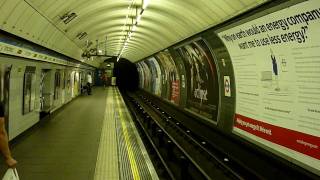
[0,34,95,141]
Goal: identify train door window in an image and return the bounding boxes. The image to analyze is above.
[39,70,47,111]
[23,66,36,114]
[74,72,77,87]
[54,71,61,100]
[73,72,77,95]
[67,72,70,91]
[62,71,66,90]
[79,72,82,91]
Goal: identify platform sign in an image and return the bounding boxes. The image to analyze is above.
[224,76,231,97]
[218,0,320,174]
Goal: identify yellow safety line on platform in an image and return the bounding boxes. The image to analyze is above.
[115,88,141,180]
[94,87,119,180]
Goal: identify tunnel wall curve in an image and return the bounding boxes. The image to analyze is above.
[135,0,320,176]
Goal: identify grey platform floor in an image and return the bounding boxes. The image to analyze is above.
[0,87,158,180]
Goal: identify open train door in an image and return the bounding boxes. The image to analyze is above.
[40,69,52,118]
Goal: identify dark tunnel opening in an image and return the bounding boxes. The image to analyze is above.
[114,59,139,92]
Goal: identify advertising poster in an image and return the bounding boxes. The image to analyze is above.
[171,80,180,103]
[217,0,320,173]
[136,63,144,89]
[146,57,162,96]
[155,50,180,104]
[140,61,151,92]
[177,39,220,121]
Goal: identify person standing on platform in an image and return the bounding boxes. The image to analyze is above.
[0,103,17,168]
[87,73,92,95]
[101,73,108,88]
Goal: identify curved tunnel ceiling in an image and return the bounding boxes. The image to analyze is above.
[0,0,268,63]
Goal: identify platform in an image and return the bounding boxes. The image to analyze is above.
[0,87,158,180]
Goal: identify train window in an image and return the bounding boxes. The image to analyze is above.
[23,66,36,115]
[66,73,68,88]
[62,71,66,90]
[54,71,61,100]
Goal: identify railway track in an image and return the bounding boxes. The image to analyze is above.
[123,90,318,180]
[124,93,257,180]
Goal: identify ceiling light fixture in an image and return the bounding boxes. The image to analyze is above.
[82,36,112,59]
[142,0,150,10]
[117,0,150,62]
[132,25,137,32]
[117,0,135,55]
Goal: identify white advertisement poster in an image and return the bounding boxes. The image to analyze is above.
[218,0,320,174]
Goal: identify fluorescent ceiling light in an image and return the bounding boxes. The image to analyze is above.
[143,0,150,9]
[132,25,137,32]
[136,14,142,24]
[128,32,133,39]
